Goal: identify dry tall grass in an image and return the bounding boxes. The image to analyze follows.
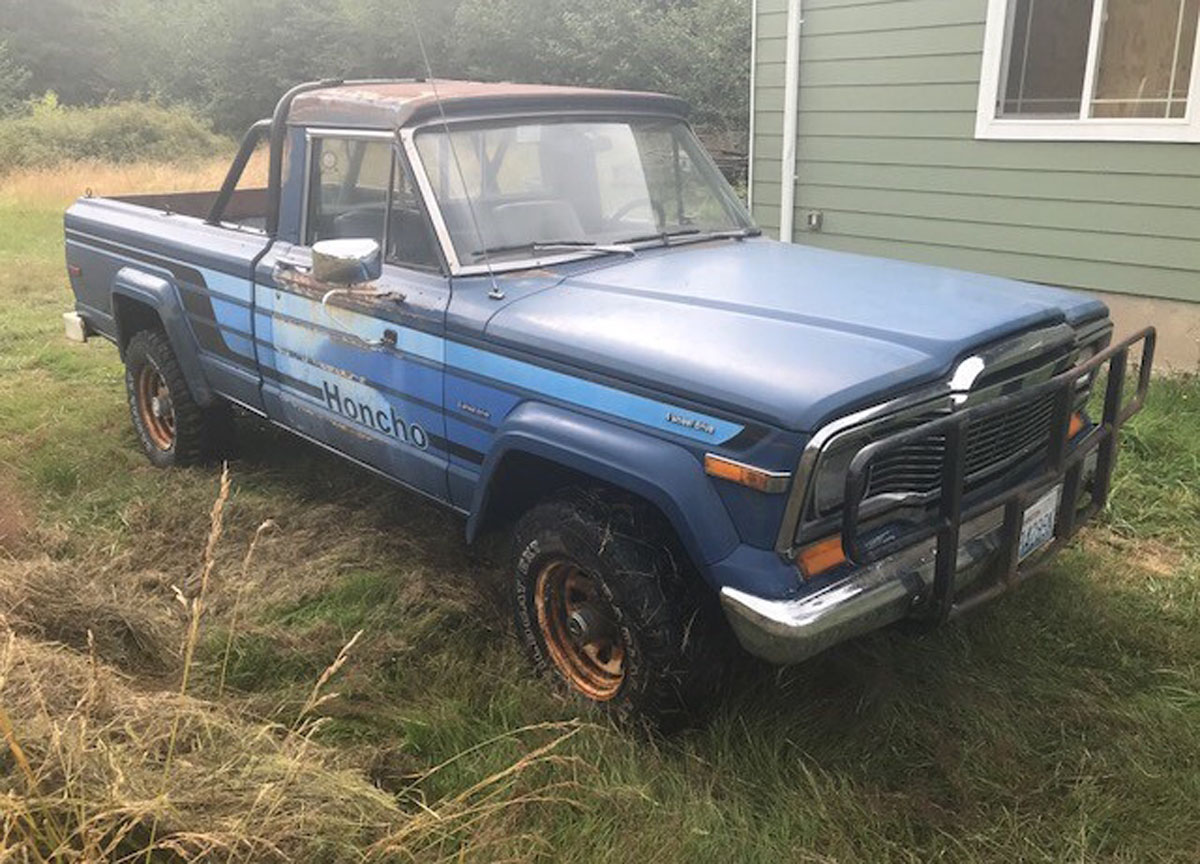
[0,152,267,210]
[0,468,583,863]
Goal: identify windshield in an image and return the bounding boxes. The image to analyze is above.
[413,118,754,265]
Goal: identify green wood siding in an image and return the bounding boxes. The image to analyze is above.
[750,0,1200,303]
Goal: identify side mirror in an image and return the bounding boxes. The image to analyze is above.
[311,238,382,286]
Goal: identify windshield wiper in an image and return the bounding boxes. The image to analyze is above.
[617,226,762,247]
[616,228,702,245]
[471,239,637,260]
[710,227,763,240]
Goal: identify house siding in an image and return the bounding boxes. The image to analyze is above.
[750,0,1200,305]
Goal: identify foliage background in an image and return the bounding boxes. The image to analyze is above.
[0,0,750,147]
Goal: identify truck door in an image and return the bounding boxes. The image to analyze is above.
[254,131,451,501]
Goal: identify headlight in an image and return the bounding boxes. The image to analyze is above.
[812,439,858,514]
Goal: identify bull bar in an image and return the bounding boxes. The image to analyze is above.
[721,327,1156,664]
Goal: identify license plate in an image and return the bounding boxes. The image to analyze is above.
[1018,485,1062,562]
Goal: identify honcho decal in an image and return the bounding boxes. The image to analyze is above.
[321,379,428,449]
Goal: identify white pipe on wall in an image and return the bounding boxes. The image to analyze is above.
[779,0,802,242]
[747,0,759,211]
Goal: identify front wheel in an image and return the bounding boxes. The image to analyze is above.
[124,329,231,468]
[512,489,718,726]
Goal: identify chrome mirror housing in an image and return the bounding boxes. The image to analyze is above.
[311,238,382,285]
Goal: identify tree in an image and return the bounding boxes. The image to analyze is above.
[0,41,31,114]
[1,0,751,148]
[0,0,115,105]
[451,0,749,141]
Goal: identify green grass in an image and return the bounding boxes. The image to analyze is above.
[1,163,1198,862]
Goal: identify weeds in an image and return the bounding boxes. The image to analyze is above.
[0,471,584,862]
[218,518,276,698]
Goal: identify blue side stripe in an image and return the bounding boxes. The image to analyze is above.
[67,239,253,304]
[220,329,255,360]
[202,269,254,304]
[445,342,744,446]
[445,416,493,455]
[211,296,253,334]
[444,372,521,429]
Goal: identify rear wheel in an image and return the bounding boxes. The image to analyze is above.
[512,488,720,727]
[124,329,231,467]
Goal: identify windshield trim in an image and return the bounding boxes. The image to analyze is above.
[398,114,756,276]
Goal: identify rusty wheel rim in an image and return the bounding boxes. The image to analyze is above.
[533,559,626,701]
[136,363,175,451]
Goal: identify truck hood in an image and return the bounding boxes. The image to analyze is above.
[482,239,1107,432]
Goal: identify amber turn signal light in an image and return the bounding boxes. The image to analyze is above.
[703,454,791,494]
[1068,412,1085,438]
[795,534,848,579]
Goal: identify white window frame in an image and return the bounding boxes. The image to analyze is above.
[976,0,1200,142]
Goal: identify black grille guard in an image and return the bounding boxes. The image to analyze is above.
[840,327,1156,624]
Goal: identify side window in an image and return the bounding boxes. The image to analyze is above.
[306,137,393,245]
[387,153,442,271]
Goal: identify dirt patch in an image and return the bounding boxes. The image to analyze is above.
[0,475,31,553]
[1082,529,1189,578]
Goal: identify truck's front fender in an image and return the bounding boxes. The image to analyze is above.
[111,267,214,404]
[467,401,741,579]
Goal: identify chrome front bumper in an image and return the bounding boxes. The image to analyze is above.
[722,462,1094,666]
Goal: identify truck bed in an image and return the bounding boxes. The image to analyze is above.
[64,192,272,360]
[111,187,270,232]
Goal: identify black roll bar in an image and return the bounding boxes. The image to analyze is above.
[265,78,344,236]
[205,119,271,226]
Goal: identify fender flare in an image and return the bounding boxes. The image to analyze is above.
[467,401,741,579]
[111,266,214,405]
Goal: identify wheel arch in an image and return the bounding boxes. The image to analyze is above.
[467,401,741,585]
[111,267,214,405]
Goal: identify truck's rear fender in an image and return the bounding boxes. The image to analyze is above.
[111,267,214,405]
[467,401,742,587]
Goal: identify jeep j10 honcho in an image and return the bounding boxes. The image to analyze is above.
[63,80,1155,723]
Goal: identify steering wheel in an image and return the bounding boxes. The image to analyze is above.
[607,197,664,226]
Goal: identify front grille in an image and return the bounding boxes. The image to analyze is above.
[864,391,1058,500]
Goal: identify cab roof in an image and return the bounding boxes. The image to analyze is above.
[287,79,691,130]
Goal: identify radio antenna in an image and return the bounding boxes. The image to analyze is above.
[404,0,505,300]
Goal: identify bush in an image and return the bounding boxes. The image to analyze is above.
[0,95,231,170]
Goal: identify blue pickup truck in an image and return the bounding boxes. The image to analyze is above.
[64,80,1155,724]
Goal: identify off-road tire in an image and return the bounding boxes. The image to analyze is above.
[124,329,231,467]
[512,487,722,728]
